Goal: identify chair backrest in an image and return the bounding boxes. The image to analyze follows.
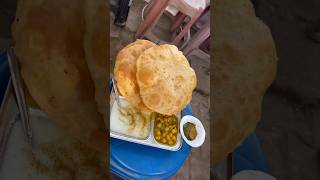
[169,0,205,17]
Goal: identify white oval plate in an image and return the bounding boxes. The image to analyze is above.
[180,115,205,147]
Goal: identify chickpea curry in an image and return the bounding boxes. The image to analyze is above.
[153,113,178,146]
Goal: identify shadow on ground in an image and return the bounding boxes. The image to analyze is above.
[253,0,320,179]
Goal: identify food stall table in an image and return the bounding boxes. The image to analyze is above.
[110,101,193,180]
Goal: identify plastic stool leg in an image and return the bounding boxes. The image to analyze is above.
[170,12,186,32]
[144,0,156,17]
[183,21,210,56]
[135,0,170,38]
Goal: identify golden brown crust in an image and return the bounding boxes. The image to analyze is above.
[114,39,156,111]
[136,44,197,115]
[12,0,106,152]
[83,0,108,119]
[212,0,277,164]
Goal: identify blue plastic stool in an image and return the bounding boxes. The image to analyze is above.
[0,52,10,104]
[109,80,192,180]
[232,133,269,174]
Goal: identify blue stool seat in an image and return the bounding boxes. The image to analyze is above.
[233,133,269,174]
[109,80,193,179]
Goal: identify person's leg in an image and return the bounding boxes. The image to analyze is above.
[114,0,131,27]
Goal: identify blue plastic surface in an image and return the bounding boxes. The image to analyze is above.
[0,52,10,104]
[232,133,269,174]
[109,80,193,180]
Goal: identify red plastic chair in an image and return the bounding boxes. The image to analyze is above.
[136,0,206,46]
[182,20,210,56]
